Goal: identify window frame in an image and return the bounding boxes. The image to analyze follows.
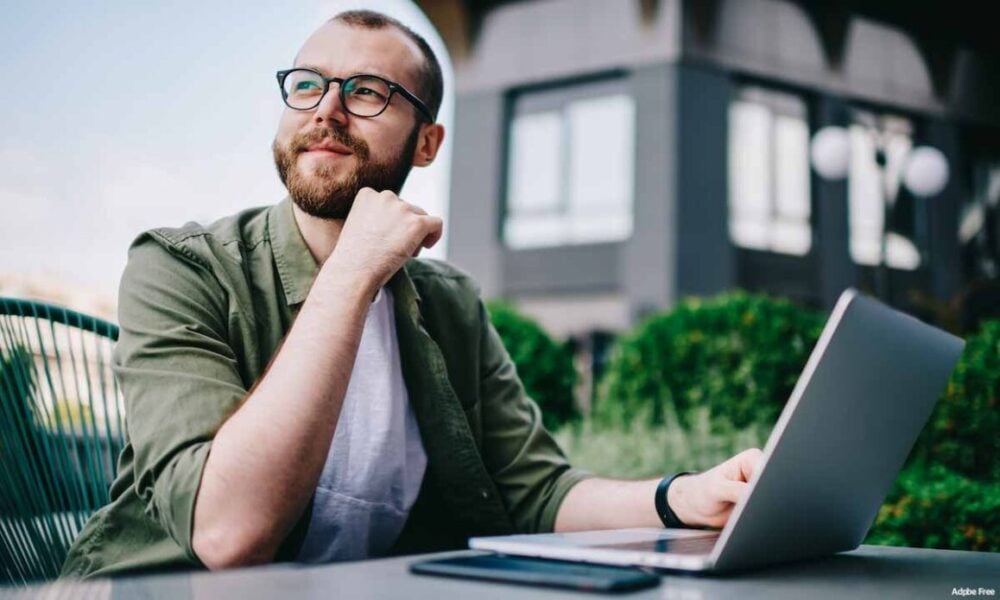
[726,82,815,258]
[499,71,637,251]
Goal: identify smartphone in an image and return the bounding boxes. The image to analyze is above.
[409,553,661,593]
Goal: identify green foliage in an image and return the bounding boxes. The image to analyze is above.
[1,344,40,459]
[595,291,824,431]
[0,344,49,516]
[872,320,1000,551]
[912,319,1000,481]
[1,344,36,430]
[486,300,578,430]
[867,463,1000,552]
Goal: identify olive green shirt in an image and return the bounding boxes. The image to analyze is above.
[61,197,590,579]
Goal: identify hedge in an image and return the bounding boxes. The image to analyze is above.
[912,319,1000,481]
[595,291,825,431]
[486,300,578,430]
[867,463,1000,552]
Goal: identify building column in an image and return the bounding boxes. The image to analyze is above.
[812,94,855,310]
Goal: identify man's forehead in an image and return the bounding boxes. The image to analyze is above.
[294,21,423,88]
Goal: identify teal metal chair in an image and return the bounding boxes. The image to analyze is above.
[0,297,123,585]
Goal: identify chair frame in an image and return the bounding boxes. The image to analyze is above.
[1,297,121,585]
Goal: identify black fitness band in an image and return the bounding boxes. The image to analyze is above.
[655,472,693,528]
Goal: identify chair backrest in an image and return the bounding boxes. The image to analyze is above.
[0,297,123,585]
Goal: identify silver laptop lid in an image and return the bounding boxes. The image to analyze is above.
[710,289,965,571]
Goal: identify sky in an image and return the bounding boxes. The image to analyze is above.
[0,0,453,305]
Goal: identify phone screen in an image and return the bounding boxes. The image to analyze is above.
[410,553,661,593]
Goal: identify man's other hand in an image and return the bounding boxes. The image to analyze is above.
[668,448,764,529]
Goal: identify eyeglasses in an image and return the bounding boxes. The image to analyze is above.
[276,68,433,122]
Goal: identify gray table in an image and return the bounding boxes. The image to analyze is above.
[5,546,999,599]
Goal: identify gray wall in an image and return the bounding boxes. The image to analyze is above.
[447,91,504,297]
[923,119,964,301]
[812,96,855,311]
[674,64,735,297]
[623,63,679,318]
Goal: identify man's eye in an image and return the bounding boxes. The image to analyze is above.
[354,87,382,97]
[295,81,320,91]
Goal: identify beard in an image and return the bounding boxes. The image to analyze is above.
[272,123,420,220]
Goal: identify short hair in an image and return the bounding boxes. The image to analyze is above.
[329,10,443,122]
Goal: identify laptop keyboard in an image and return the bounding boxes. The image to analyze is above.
[594,533,719,555]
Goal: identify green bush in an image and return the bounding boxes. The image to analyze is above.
[912,319,1000,481]
[867,463,1000,552]
[595,291,824,431]
[873,320,1000,552]
[486,300,578,430]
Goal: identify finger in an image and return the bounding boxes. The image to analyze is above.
[357,186,377,197]
[397,199,427,215]
[738,448,764,482]
[407,203,428,216]
[715,479,748,504]
[705,506,734,529]
[410,217,442,257]
[721,448,760,482]
[420,217,444,249]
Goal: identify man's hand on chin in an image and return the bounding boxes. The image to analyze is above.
[327,187,444,289]
[668,448,764,529]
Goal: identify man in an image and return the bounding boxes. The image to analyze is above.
[62,10,761,578]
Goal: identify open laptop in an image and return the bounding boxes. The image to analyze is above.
[470,289,965,573]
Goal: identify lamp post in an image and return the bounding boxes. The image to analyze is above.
[809,119,950,303]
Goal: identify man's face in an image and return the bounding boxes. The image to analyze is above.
[273,21,426,220]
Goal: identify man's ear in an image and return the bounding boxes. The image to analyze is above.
[412,123,445,167]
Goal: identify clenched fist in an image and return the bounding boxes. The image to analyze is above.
[324,187,443,291]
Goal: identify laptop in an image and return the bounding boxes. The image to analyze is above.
[470,289,965,573]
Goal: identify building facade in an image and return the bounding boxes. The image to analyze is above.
[417,0,1000,338]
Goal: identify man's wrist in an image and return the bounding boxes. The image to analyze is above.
[315,255,381,302]
[656,472,694,528]
[666,473,696,527]
[300,270,377,324]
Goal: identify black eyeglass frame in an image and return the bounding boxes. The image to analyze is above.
[276,68,434,123]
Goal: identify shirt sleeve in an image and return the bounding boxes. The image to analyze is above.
[475,299,593,534]
[113,232,247,563]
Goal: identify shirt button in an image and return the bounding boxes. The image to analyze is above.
[480,489,490,499]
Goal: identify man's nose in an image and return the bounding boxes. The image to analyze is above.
[313,84,349,127]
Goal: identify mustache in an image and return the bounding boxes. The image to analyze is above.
[291,126,370,160]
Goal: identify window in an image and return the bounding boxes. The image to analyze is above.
[503,80,636,250]
[847,111,921,270]
[960,154,1000,279]
[727,86,812,256]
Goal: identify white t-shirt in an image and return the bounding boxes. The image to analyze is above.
[295,287,427,562]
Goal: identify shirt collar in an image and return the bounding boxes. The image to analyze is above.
[388,263,423,324]
[267,196,319,308]
[266,195,425,313]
